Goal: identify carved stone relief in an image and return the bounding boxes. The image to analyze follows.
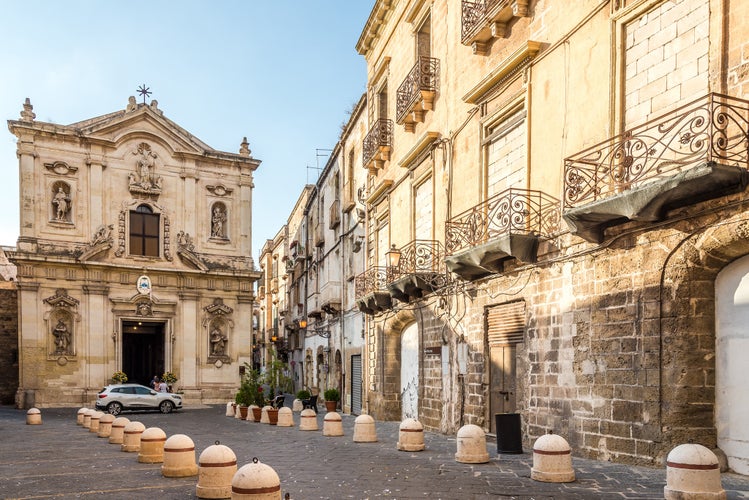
[210,203,228,239]
[50,182,72,223]
[44,161,78,176]
[128,143,163,197]
[43,289,80,359]
[203,298,234,365]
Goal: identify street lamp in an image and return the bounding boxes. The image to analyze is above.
[386,244,401,268]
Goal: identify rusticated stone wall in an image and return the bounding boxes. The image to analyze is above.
[0,285,18,405]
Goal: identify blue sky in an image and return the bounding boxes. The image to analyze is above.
[0,1,373,261]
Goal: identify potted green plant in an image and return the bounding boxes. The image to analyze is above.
[111,371,128,384]
[240,363,265,421]
[235,376,254,420]
[296,389,311,401]
[161,371,178,392]
[324,387,340,412]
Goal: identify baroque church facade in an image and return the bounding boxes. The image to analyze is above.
[8,97,260,407]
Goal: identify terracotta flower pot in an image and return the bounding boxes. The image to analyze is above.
[267,408,279,425]
[239,406,248,419]
[325,401,338,412]
[251,406,262,422]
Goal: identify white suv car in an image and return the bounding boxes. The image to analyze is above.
[96,384,182,415]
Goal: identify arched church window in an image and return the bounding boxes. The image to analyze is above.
[129,204,160,257]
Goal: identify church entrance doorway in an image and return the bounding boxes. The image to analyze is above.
[122,321,165,387]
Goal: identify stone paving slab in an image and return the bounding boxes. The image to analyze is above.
[1,405,748,499]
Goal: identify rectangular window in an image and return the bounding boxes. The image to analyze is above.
[129,207,160,257]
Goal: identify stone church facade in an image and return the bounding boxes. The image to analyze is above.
[7,97,261,407]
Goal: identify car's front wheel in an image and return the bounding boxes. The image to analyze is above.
[159,400,174,414]
[107,401,123,416]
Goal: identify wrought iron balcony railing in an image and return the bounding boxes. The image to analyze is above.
[564,93,749,209]
[445,188,561,255]
[461,0,499,43]
[389,240,445,279]
[354,266,391,299]
[396,57,440,125]
[362,119,393,169]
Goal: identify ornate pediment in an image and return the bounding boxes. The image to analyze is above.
[204,298,234,316]
[43,289,80,309]
[44,161,78,176]
[206,184,234,197]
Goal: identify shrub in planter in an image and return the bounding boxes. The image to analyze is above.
[296,390,311,401]
[324,388,340,412]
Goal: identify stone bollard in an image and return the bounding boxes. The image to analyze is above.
[234,404,241,419]
[226,402,235,417]
[197,441,237,499]
[531,432,575,482]
[323,412,344,437]
[299,408,318,431]
[109,417,130,444]
[292,399,303,412]
[89,411,104,433]
[138,427,167,463]
[121,421,145,452]
[231,458,281,499]
[397,418,425,451]
[455,424,489,463]
[26,408,42,425]
[664,443,726,500]
[276,407,294,427]
[83,409,95,429]
[260,406,271,424]
[98,414,115,438]
[77,408,88,425]
[162,434,199,477]
[353,414,377,443]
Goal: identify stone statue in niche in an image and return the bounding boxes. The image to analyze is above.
[129,143,162,196]
[211,206,227,238]
[210,326,228,356]
[52,186,71,222]
[53,319,71,354]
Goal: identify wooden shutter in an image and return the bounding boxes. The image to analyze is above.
[486,300,526,346]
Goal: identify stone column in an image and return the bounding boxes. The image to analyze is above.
[83,281,109,397]
[16,281,40,408]
[86,154,107,230]
[17,135,36,244]
[180,163,198,237]
[239,173,253,258]
[178,290,200,394]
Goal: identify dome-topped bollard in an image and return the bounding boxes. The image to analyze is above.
[397,418,425,451]
[455,424,489,463]
[531,432,575,482]
[138,427,167,463]
[353,414,377,443]
[108,417,130,444]
[260,406,271,424]
[299,409,318,431]
[26,408,42,425]
[121,421,145,452]
[82,409,94,429]
[231,458,281,499]
[276,407,294,427]
[162,434,199,477]
[76,408,87,425]
[292,399,303,412]
[226,402,235,417]
[98,414,115,438]
[89,411,104,434]
[197,441,237,499]
[664,444,726,499]
[323,412,343,437]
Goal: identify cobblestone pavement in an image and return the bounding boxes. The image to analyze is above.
[2,405,748,499]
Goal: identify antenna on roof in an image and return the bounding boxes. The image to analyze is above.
[305,149,332,183]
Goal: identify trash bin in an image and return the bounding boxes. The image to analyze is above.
[495,413,522,454]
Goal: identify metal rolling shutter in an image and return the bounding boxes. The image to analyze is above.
[351,355,362,415]
[487,300,526,346]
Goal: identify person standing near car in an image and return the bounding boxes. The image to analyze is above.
[151,375,160,389]
[158,380,168,393]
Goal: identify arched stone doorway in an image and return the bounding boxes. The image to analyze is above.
[715,255,749,474]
